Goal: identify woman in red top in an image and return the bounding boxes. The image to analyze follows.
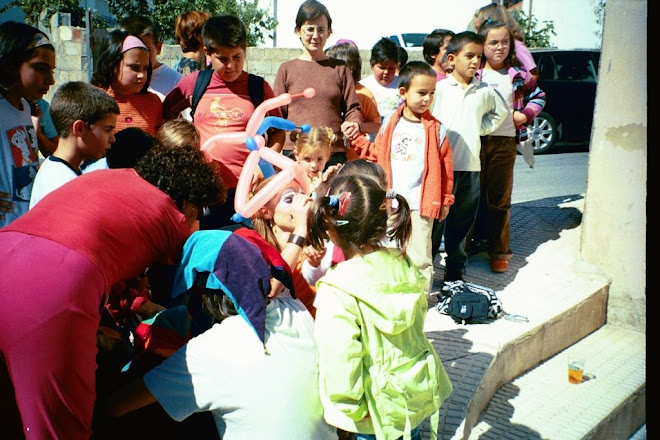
[0,144,224,439]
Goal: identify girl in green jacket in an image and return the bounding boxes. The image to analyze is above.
[307,174,453,440]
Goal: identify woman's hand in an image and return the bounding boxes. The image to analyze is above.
[290,193,313,235]
[341,121,361,141]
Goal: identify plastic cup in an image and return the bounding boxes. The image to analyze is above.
[567,356,585,384]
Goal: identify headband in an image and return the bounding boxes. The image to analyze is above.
[27,32,53,51]
[121,35,148,54]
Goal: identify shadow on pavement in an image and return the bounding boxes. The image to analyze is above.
[433,194,584,293]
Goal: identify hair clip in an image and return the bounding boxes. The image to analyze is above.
[386,190,397,200]
[328,195,339,207]
[334,219,349,226]
[338,192,351,217]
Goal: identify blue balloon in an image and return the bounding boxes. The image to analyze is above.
[231,213,253,227]
[258,159,276,178]
[257,116,298,135]
[245,137,259,151]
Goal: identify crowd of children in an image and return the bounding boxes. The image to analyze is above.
[0,1,546,438]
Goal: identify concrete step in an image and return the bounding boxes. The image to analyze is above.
[467,325,646,440]
[417,196,635,440]
[419,257,611,440]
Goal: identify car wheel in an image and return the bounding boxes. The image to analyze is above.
[528,112,558,154]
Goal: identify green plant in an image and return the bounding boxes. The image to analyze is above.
[514,9,557,49]
[2,0,277,47]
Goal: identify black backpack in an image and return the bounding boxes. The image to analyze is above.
[190,69,264,121]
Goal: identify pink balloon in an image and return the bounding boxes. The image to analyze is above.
[200,131,248,154]
[234,148,310,219]
[252,135,266,149]
[245,93,293,138]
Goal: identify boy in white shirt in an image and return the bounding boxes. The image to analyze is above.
[29,81,118,209]
[430,31,507,282]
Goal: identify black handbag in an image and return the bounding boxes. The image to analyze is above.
[436,281,503,324]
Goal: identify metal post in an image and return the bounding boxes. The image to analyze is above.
[273,0,277,48]
[86,8,93,83]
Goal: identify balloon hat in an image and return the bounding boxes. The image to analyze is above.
[198,88,316,224]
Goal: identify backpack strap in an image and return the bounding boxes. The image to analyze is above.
[247,73,264,108]
[190,69,213,120]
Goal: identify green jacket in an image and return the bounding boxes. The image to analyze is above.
[314,249,453,440]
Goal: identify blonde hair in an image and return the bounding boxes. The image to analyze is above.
[292,126,335,158]
[249,175,282,252]
[157,119,201,149]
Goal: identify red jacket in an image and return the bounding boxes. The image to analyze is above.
[351,104,454,219]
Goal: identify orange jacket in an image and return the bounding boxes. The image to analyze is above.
[351,104,454,219]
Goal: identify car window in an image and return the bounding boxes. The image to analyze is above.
[555,53,598,82]
[537,55,557,80]
[401,33,425,47]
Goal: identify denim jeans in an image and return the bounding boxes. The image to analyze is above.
[355,426,421,440]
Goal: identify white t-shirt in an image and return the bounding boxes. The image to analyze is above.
[390,116,426,210]
[144,294,338,440]
[29,155,80,209]
[480,68,515,137]
[359,74,401,136]
[0,96,40,226]
[149,63,183,101]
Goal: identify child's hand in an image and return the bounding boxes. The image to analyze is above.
[0,191,13,221]
[513,110,528,127]
[30,101,42,132]
[322,163,342,183]
[341,121,361,140]
[438,205,450,222]
[303,245,326,267]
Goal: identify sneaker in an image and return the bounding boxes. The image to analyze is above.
[490,259,509,273]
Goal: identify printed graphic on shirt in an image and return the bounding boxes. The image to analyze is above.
[390,120,426,210]
[6,124,39,202]
[197,93,253,139]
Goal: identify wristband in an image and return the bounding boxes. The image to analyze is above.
[287,233,307,248]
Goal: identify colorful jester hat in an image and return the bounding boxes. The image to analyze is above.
[171,228,295,345]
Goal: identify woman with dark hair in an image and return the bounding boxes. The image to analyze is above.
[273,0,363,167]
[0,143,225,439]
[92,29,163,135]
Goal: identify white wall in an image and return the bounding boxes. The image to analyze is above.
[261,0,487,49]
[259,0,603,50]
